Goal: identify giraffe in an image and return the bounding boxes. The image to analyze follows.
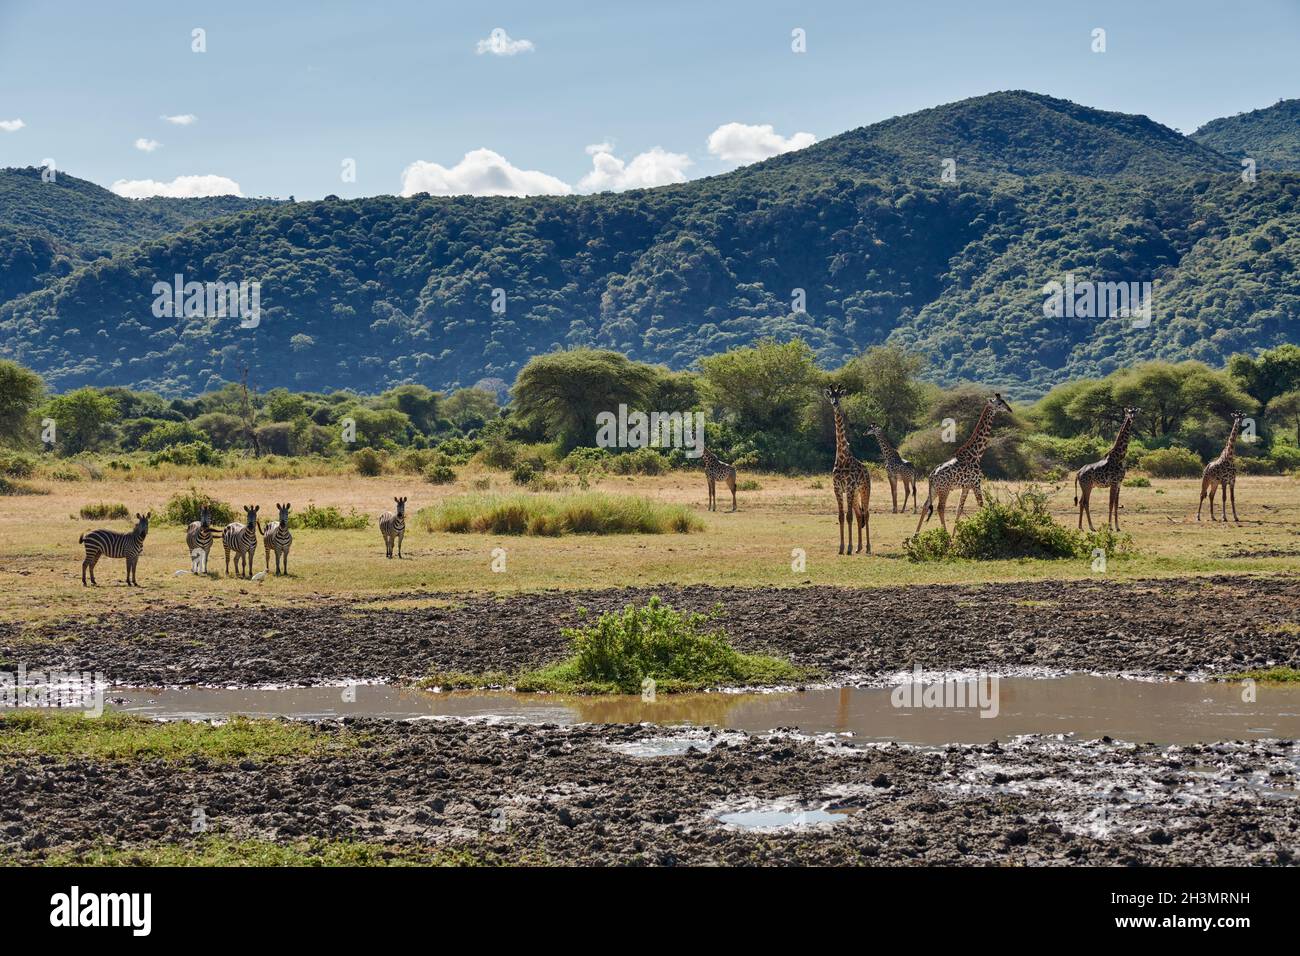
[914,393,1014,536]
[1074,406,1140,531]
[825,386,871,554]
[700,446,737,512]
[867,422,918,513]
[1198,411,1247,523]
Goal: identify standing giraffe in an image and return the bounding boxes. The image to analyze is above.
[867,422,918,513]
[914,394,1013,535]
[825,386,871,554]
[1074,406,1140,531]
[1198,411,1247,523]
[700,447,737,512]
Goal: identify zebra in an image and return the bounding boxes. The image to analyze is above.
[263,502,293,575]
[379,496,407,559]
[185,505,214,574]
[222,504,261,578]
[80,512,150,587]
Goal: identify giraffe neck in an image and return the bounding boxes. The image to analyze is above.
[957,406,995,463]
[701,448,717,466]
[1108,416,1136,461]
[832,407,853,463]
[875,431,903,466]
[1222,420,1241,459]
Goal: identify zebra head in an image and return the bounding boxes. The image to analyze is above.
[394,496,407,517]
[199,505,211,529]
[276,502,291,526]
[244,504,260,530]
[134,512,151,539]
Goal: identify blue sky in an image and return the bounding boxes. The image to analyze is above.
[1,0,1297,199]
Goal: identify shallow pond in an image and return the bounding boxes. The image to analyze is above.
[98,674,1300,746]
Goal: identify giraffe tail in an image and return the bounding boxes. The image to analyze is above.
[1073,472,1079,507]
[920,480,934,524]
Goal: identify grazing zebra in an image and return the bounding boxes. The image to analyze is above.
[185,505,214,574]
[80,512,150,587]
[263,502,293,575]
[222,504,261,578]
[379,496,407,559]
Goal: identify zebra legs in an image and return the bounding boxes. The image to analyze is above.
[82,556,98,586]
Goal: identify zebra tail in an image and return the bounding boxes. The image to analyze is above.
[78,533,85,544]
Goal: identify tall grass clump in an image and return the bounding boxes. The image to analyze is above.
[515,597,807,693]
[417,492,702,536]
[161,487,237,526]
[904,487,1133,562]
[79,502,130,520]
[292,504,371,530]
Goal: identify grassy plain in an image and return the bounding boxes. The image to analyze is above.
[1,465,1297,626]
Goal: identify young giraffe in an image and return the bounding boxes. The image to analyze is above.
[914,394,1013,536]
[700,447,737,513]
[867,422,918,513]
[1074,406,1140,531]
[1198,411,1247,523]
[825,386,871,554]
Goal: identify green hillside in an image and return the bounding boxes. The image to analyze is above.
[2,91,1295,398]
[1192,98,1300,171]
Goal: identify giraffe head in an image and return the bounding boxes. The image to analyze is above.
[1231,410,1247,426]
[989,393,1013,417]
[866,421,884,437]
[824,385,847,409]
[1123,406,1140,424]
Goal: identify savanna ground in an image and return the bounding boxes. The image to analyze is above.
[2,466,1300,866]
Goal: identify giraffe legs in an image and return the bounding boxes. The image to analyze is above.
[726,472,737,513]
[955,488,970,522]
[1197,477,1210,521]
[914,484,934,535]
[1078,482,1094,531]
[1229,480,1239,522]
[936,489,951,533]
[835,490,847,555]
[909,479,918,513]
[1108,484,1121,530]
[888,475,899,513]
[856,485,871,554]
[706,476,716,512]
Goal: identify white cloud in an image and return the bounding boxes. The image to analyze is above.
[161,114,197,125]
[0,118,25,133]
[134,138,162,152]
[400,148,571,197]
[578,144,693,193]
[110,174,243,198]
[706,122,816,165]
[476,28,534,56]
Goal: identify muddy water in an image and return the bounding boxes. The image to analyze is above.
[101,674,1300,746]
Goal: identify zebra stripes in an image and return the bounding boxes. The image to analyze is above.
[185,505,214,574]
[81,512,150,586]
[223,504,261,578]
[263,502,293,575]
[379,496,407,559]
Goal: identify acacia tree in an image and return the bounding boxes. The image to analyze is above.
[43,388,119,453]
[0,360,44,447]
[698,338,818,433]
[512,349,661,450]
[1229,344,1300,442]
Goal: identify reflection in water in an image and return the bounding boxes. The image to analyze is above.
[89,675,1300,747]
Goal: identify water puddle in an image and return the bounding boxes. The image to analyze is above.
[716,806,852,830]
[89,674,1300,746]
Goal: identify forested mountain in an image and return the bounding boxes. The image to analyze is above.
[1,91,1296,398]
[1192,98,1300,171]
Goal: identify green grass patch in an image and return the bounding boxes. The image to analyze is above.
[416,492,703,536]
[1223,667,1300,683]
[905,487,1134,562]
[0,711,354,762]
[79,501,130,520]
[12,836,533,867]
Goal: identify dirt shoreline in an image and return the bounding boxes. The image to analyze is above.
[5,575,1299,688]
[2,718,1295,866]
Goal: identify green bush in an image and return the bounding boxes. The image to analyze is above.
[905,487,1132,562]
[433,436,481,464]
[608,447,669,475]
[0,452,35,479]
[1122,476,1151,488]
[510,459,542,486]
[1269,444,1300,472]
[1138,446,1202,478]
[79,502,130,520]
[352,448,384,477]
[147,441,222,467]
[516,597,806,694]
[417,492,702,536]
[162,488,237,526]
[423,461,456,484]
[292,504,371,530]
[479,435,521,470]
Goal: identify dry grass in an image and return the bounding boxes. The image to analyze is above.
[2,467,1299,626]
